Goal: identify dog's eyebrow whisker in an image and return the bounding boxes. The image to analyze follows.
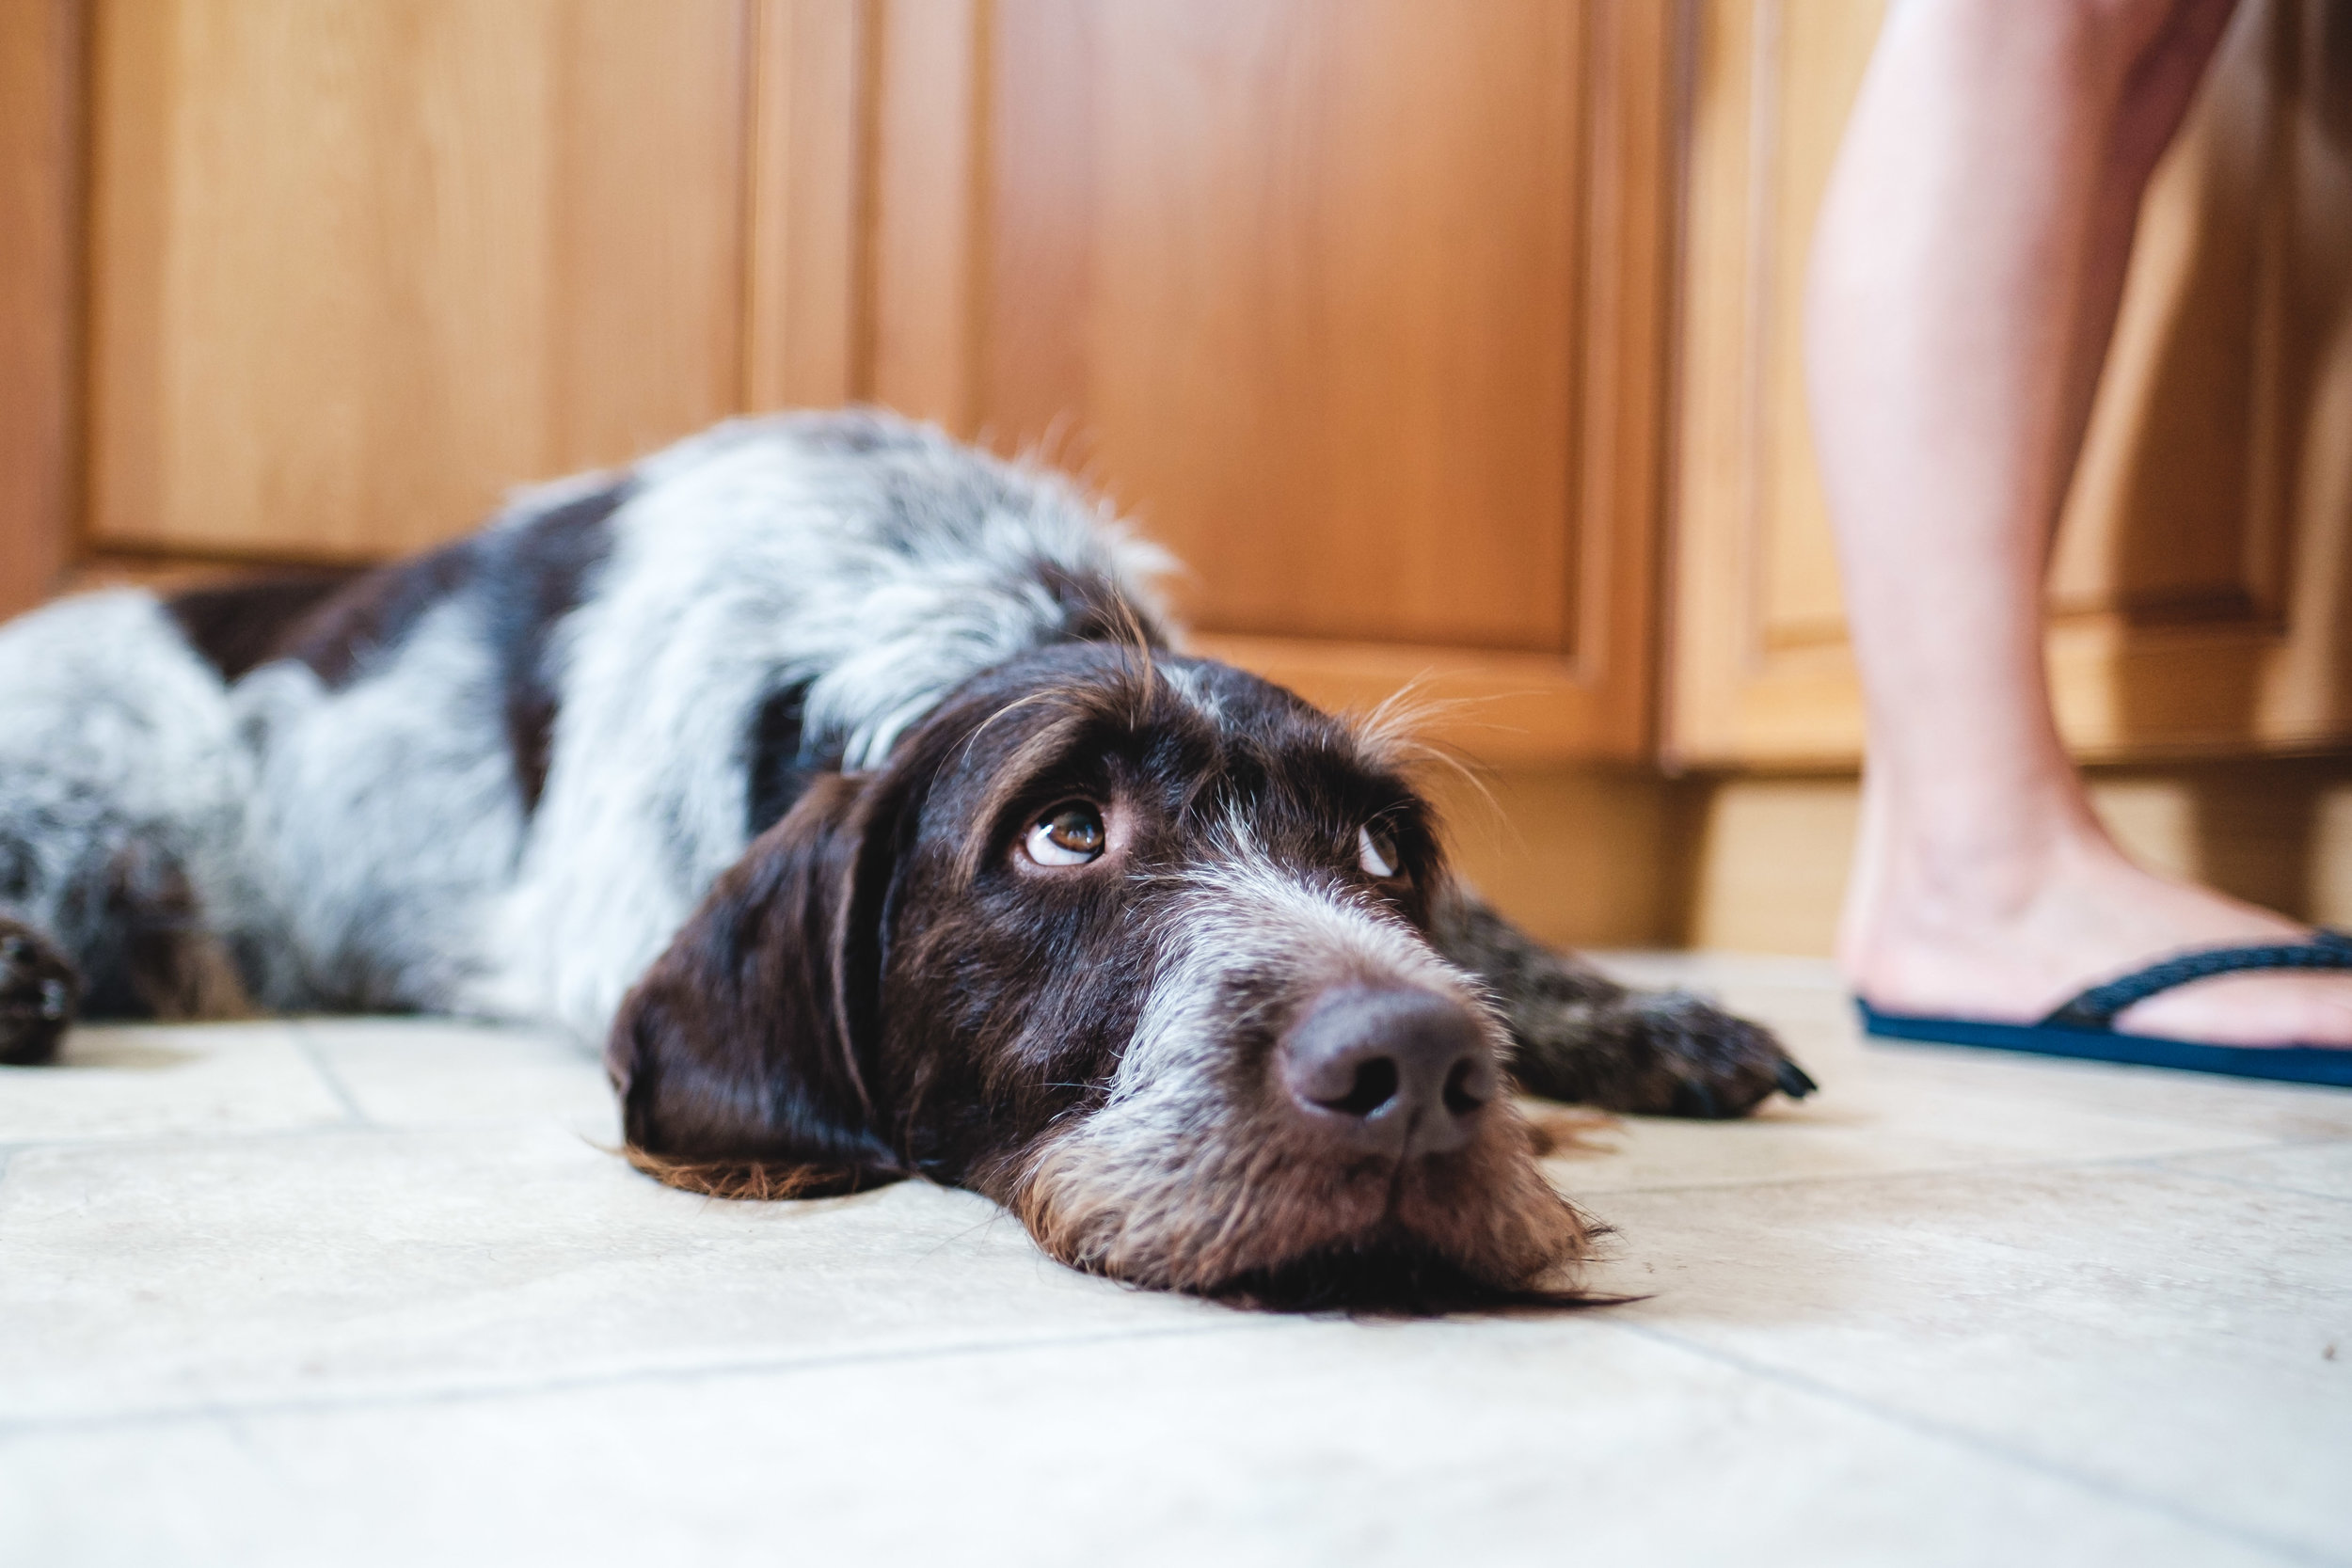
[956,687,1077,769]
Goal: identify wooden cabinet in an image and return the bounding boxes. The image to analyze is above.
[8,0,2349,780]
[8,0,1677,767]
[87,0,750,564]
[1669,0,2352,766]
[0,0,80,610]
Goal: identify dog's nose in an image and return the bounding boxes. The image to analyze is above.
[1277,986,1499,1157]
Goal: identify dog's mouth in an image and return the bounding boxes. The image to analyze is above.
[1197,1221,1598,1315]
[1201,1148,1604,1313]
[1009,1107,1600,1314]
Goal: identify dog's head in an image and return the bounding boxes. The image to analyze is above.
[608,641,1592,1309]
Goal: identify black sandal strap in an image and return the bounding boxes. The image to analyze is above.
[2041,929,2352,1030]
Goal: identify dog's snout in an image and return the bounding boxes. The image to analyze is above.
[1278,987,1498,1157]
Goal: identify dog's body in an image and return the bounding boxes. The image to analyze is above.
[0,410,1809,1306]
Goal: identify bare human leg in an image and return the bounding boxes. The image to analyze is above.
[1809,0,2352,1047]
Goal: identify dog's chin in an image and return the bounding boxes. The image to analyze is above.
[1196,1224,1590,1315]
[1005,1115,1601,1315]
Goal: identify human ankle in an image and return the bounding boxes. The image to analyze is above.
[1856,784,2112,929]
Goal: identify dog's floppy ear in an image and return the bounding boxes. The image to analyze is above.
[607,771,905,1199]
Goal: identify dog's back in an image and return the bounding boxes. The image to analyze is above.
[0,411,1171,1041]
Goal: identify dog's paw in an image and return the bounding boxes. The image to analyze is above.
[1509,989,1816,1117]
[0,919,80,1066]
[1600,990,1815,1117]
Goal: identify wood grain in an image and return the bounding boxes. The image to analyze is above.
[744,0,869,411]
[1668,0,2352,765]
[87,0,752,561]
[1195,633,1633,768]
[866,0,981,427]
[862,0,1678,759]
[988,0,1587,653]
[1685,758,2352,955]
[0,0,82,617]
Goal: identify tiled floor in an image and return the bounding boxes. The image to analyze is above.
[3,955,2346,1567]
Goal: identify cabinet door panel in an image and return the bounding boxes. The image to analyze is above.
[988,0,1582,652]
[88,0,749,562]
[66,0,1674,764]
[0,0,79,616]
[1671,0,2352,764]
[860,0,1675,756]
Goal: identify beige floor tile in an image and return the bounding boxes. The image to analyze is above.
[1868,1045,2352,1142]
[1537,960,2352,1199]
[0,1022,350,1145]
[0,1121,1219,1424]
[1546,1073,2279,1198]
[292,1017,616,1135]
[0,1317,2297,1568]
[1583,1164,2352,1562]
[6,958,2345,1564]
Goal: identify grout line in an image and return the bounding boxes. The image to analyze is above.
[2137,1163,2352,1208]
[0,1122,420,1160]
[0,1114,628,1164]
[286,1022,372,1128]
[1551,1134,2350,1200]
[1602,1319,2348,1568]
[0,1315,1309,1442]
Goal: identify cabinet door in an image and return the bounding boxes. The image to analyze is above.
[0,0,78,617]
[830,0,1677,761]
[1670,0,2352,765]
[87,0,751,564]
[55,0,1679,766]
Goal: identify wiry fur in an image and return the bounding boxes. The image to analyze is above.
[0,413,1168,1031]
[1430,894,1818,1117]
[1002,817,1591,1302]
[0,408,1812,1307]
[0,593,267,1031]
[479,417,1174,1035]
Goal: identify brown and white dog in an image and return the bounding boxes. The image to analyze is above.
[0,411,1812,1309]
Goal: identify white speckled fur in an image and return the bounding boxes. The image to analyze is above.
[0,593,263,989]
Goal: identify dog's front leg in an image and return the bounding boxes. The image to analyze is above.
[1427,889,1817,1117]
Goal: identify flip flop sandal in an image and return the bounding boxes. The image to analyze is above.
[1858,929,2352,1086]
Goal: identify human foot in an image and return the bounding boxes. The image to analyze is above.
[1841,821,2352,1049]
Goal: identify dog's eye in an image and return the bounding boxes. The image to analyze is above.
[1358,824,1399,879]
[1025,801,1106,866]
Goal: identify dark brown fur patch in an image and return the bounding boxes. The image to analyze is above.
[619,1144,897,1201]
[103,844,252,1022]
[606,771,903,1180]
[608,641,1809,1311]
[167,483,628,815]
[487,484,628,811]
[276,542,481,689]
[0,917,79,1066]
[166,572,368,683]
[1430,891,1810,1117]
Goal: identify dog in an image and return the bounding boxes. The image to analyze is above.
[0,410,1813,1308]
